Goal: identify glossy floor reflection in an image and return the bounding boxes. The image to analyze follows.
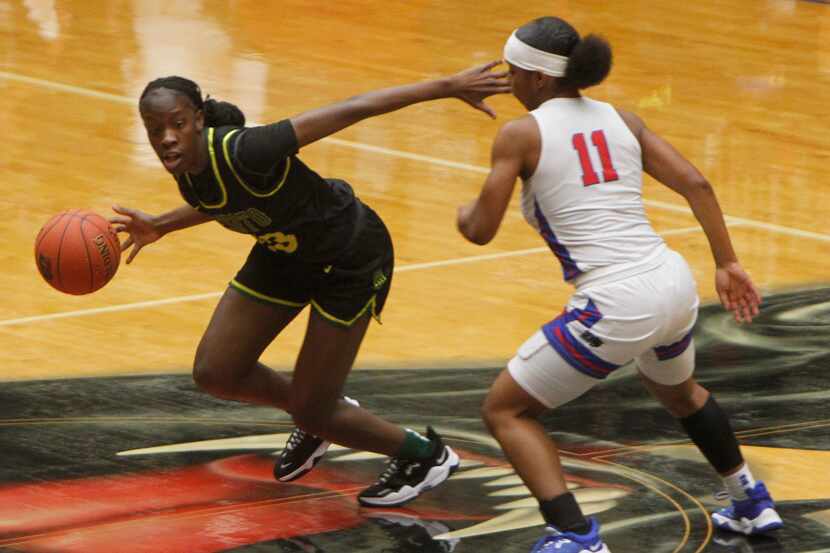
[1,288,829,552]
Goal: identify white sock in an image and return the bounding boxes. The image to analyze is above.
[722,464,756,500]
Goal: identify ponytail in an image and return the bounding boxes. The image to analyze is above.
[562,35,613,90]
[204,97,245,127]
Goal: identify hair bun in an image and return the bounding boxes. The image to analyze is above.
[564,34,613,90]
[204,98,246,127]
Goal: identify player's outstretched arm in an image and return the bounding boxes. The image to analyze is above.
[289,61,511,149]
[110,204,212,264]
[616,109,761,324]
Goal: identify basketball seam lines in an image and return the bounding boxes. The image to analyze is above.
[34,212,70,283]
[82,213,111,235]
[80,215,95,294]
[53,209,80,292]
[36,211,69,249]
[83,215,121,279]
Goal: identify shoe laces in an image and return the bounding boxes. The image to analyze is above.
[285,428,307,451]
[713,486,767,504]
[536,534,570,551]
[376,457,419,484]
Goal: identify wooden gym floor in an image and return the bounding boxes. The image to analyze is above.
[1,1,829,551]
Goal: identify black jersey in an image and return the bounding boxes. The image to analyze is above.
[176,121,361,263]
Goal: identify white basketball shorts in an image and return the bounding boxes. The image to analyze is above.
[508,249,700,409]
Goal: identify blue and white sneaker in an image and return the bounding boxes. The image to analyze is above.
[530,518,610,553]
[711,481,783,535]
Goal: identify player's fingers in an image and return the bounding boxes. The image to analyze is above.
[734,292,746,310]
[472,79,511,90]
[731,293,748,322]
[109,215,132,226]
[476,101,497,119]
[126,244,142,265]
[742,304,754,324]
[718,288,734,311]
[737,297,751,323]
[470,87,511,99]
[112,205,136,216]
[736,272,761,304]
[121,235,134,252]
[480,59,503,72]
[729,294,744,324]
[744,292,761,318]
[734,298,749,323]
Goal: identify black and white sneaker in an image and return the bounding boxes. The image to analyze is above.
[274,396,359,482]
[358,427,460,507]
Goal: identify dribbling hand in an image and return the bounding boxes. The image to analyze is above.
[110,205,163,264]
[715,262,762,324]
[448,60,512,119]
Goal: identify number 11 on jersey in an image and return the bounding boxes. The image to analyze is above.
[572,130,619,186]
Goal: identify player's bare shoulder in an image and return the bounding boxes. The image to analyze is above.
[498,115,539,143]
[495,115,541,179]
[613,107,646,142]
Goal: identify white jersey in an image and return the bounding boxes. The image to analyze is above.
[521,97,665,287]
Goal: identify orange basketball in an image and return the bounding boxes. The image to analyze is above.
[34,209,121,295]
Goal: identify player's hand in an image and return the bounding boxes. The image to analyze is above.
[448,60,512,119]
[110,205,163,264]
[715,262,761,324]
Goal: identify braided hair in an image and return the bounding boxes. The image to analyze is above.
[516,17,613,90]
[139,76,246,126]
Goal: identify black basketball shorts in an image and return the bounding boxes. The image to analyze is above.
[230,207,393,327]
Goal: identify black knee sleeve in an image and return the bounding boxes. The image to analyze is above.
[679,395,744,474]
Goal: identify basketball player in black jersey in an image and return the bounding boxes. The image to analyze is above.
[111,62,510,506]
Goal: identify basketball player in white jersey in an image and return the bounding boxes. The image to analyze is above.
[457,17,783,553]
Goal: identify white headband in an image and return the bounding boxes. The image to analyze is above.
[503,30,569,77]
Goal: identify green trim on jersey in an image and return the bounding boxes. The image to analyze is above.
[221,129,292,198]
[200,127,229,209]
